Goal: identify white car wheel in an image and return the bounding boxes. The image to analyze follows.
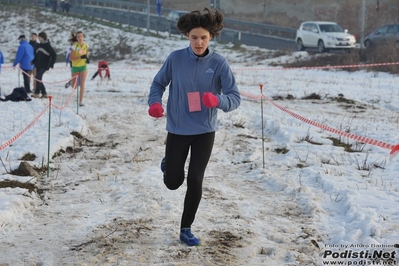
[318,40,326,53]
[296,39,305,51]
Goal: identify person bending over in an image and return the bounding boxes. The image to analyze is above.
[91,60,110,80]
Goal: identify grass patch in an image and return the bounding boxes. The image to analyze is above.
[275,147,289,154]
[332,96,356,104]
[272,94,295,100]
[326,136,365,153]
[0,180,36,193]
[302,93,321,100]
[20,152,36,161]
[296,163,305,168]
[326,136,353,152]
[301,135,323,145]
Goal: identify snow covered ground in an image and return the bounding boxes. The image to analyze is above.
[0,7,399,266]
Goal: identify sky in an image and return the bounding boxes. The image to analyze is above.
[1,7,399,266]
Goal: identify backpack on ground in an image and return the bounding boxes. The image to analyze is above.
[0,87,31,102]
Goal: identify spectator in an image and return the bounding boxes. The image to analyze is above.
[64,38,79,88]
[51,0,57,12]
[13,35,34,93]
[29,33,39,92]
[0,50,4,74]
[62,0,71,14]
[147,8,241,246]
[31,32,57,99]
[69,31,89,106]
[65,38,75,68]
[29,33,39,50]
[91,60,110,81]
[65,39,73,68]
[156,0,163,17]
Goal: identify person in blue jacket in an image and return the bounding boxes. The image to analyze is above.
[0,50,4,74]
[148,8,241,247]
[156,0,162,17]
[13,35,34,93]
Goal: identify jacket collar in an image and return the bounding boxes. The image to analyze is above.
[187,46,213,62]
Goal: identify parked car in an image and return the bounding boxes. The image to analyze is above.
[166,10,188,35]
[295,21,357,53]
[364,24,399,48]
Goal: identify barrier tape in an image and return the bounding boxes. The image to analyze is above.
[3,60,399,72]
[3,65,159,71]
[232,61,399,71]
[20,66,79,109]
[0,84,78,152]
[2,61,399,159]
[240,89,399,160]
[0,69,80,153]
[20,68,76,85]
[0,103,50,152]
[51,86,77,110]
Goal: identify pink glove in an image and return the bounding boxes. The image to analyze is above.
[148,102,164,118]
[202,92,219,108]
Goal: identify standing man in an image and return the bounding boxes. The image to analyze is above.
[64,0,71,14]
[13,35,34,93]
[60,0,65,12]
[51,0,57,12]
[31,32,57,99]
[156,0,163,17]
[29,33,39,92]
[29,33,39,50]
[0,50,3,97]
[0,50,4,74]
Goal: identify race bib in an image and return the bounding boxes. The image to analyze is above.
[187,91,201,112]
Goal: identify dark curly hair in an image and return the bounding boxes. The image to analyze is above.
[177,8,224,37]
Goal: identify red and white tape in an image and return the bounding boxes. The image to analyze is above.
[240,88,399,160]
[0,103,50,152]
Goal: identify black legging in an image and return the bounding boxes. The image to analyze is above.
[21,69,32,92]
[164,132,215,229]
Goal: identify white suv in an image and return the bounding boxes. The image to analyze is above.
[295,21,356,53]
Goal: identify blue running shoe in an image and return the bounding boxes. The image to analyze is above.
[160,157,165,173]
[180,228,201,246]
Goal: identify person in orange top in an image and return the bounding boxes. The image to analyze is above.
[91,60,110,80]
[68,31,89,107]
